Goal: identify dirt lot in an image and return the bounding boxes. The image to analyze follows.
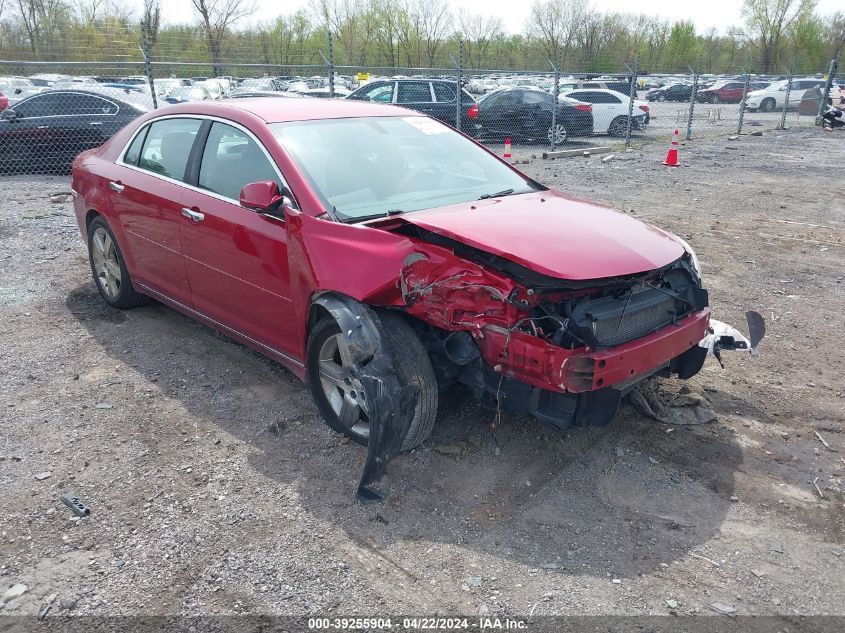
[0,127,843,622]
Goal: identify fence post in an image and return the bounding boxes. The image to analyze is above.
[778,64,794,130]
[327,32,335,98]
[686,67,698,140]
[737,72,751,134]
[455,40,463,132]
[624,56,638,147]
[140,21,158,109]
[549,55,560,150]
[816,58,839,124]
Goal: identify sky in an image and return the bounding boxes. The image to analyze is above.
[141,0,842,35]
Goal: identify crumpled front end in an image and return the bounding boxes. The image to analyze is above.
[394,229,720,430]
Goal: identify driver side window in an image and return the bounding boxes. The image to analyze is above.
[198,122,291,205]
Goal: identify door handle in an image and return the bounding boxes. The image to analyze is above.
[181,208,205,222]
[108,181,124,193]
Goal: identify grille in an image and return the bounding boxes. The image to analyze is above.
[591,295,678,347]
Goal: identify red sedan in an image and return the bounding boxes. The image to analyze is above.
[71,99,742,499]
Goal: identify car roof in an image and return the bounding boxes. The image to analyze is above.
[157,98,422,123]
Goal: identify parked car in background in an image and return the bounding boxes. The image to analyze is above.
[296,87,352,98]
[0,77,40,104]
[744,78,834,112]
[239,77,283,92]
[227,89,304,99]
[346,79,480,135]
[0,89,147,173]
[166,85,212,104]
[562,88,648,136]
[0,91,8,112]
[553,79,632,97]
[476,88,593,144]
[696,80,769,104]
[646,83,694,102]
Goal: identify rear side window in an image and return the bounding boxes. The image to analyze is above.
[522,91,550,105]
[138,118,202,181]
[397,82,432,103]
[433,83,456,102]
[12,93,62,117]
[123,126,148,166]
[354,82,394,103]
[198,122,283,202]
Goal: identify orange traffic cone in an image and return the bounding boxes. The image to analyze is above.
[662,129,680,166]
[504,138,512,159]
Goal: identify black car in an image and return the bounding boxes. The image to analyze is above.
[0,89,148,173]
[346,79,480,135]
[476,88,593,144]
[646,83,694,102]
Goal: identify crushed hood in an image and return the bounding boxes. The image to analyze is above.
[393,191,685,281]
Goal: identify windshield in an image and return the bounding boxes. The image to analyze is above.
[271,116,537,222]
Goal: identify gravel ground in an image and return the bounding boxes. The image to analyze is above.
[0,126,843,622]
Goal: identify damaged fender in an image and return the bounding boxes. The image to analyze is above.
[311,293,418,502]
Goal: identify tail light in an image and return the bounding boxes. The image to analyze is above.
[574,104,592,112]
[467,104,479,119]
[639,105,649,112]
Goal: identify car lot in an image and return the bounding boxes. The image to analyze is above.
[0,126,842,618]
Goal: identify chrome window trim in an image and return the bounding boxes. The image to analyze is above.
[117,113,299,211]
[10,91,122,119]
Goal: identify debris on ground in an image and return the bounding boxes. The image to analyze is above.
[627,378,717,425]
[710,602,737,615]
[2,584,28,603]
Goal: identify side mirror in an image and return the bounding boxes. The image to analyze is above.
[1,109,18,121]
[240,180,287,216]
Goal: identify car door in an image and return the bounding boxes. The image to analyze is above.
[178,120,297,357]
[569,91,615,133]
[396,81,436,117]
[0,93,65,169]
[56,93,122,164]
[110,117,201,303]
[478,90,520,139]
[431,81,458,126]
[520,90,554,138]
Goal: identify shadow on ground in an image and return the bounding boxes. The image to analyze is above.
[68,284,745,578]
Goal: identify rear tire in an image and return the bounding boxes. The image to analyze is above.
[87,216,149,309]
[608,116,628,137]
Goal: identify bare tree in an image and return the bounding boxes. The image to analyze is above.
[525,0,588,67]
[457,10,503,68]
[742,0,815,72]
[142,0,161,50]
[190,0,254,76]
[413,0,450,67]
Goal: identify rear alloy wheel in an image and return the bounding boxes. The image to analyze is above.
[307,311,437,451]
[547,123,567,145]
[608,116,628,137]
[760,98,776,112]
[87,216,149,309]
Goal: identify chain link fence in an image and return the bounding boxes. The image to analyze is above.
[1,23,842,174]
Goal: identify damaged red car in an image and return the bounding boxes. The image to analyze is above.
[71,99,759,500]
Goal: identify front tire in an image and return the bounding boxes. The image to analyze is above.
[87,216,149,309]
[760,98,776,112]
[307,311,437,451]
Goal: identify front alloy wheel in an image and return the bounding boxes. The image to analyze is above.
[547,123,567,145]
[318,331,371,440]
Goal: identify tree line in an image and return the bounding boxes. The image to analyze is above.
[1,0,843,75]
